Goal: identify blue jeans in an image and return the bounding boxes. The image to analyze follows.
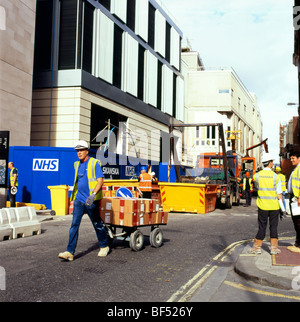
[282,192,286,210]
[67,199,108,254]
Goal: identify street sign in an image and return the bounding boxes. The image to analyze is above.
[0,131,9,188]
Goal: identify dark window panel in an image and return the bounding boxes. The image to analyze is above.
[127,0,136,31]
[98,0,110,11]
[148,3,155,49]
[165,22,171,63]
[137,44,145,100]
[34,0,53,70]
[157,61,162,110]
[172,73,177,117]
[113,24,123,89]
[82,2,94,73]
[58,0,77,70]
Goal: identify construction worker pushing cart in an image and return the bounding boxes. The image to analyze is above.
[58,140,109,261]
[248,153,284,255]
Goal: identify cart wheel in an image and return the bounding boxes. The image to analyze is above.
[150,227,163,248]
[129,230,144,251]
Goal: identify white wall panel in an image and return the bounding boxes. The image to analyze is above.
[176,76,185,121]
[111,0,127,23]
[122,33,139,97]
[92,9,99,78]
[170,27,180,70]
[155,10,166,58]
[144,50,158,107]
[162,65,173,115]
[135,0,148,42]
[92,10,114,84]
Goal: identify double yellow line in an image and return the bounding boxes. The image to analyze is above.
[168,238,300,302]
[167,240,247,302]
[224,281,300,301]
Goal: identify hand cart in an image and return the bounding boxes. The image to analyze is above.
[104,223,166,252]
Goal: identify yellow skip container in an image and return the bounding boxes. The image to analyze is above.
[158,182,217,214]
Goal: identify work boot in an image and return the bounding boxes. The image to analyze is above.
[270,238,281,255]
[58,251,74,261]
[287,245,300,253]
[98,246,109,257]
[248,238,263,254]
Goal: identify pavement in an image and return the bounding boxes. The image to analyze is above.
[234,238,299,291]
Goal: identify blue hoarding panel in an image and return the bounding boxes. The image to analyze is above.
[8,146,173,210]
[8,146,78,209]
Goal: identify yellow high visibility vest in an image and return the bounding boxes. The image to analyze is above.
[278,173,286,192]
[255,169,280,211]
[70,157,103,201]
[243,178,253,191]
[291,165,300,197]
[9,167,18,187]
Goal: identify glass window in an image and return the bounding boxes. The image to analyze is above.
[82,2,94,73]
[34,0,53,70]
[165,22,171,63]
[127,0,135,31]
[157,61,162,110]
[138,45,145,100]
[218,89,230,94]
[98,0,110,11]
[148,3,155,49]
[58,0,77,69]
[113,24,123,89]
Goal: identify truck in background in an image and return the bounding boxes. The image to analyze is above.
[171,123,241,209]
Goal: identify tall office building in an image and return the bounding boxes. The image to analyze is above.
[0,0,36,146]
[32,0,184,163]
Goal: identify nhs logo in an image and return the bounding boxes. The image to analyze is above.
[33,159,59,172]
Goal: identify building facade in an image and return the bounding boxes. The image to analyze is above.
[181,51,262,167]
[0,0,36,146]
[0,0,37,207]
[279,117,299,177]
[32,0,185,164]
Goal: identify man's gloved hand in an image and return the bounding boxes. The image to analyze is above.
[85,193,96,206]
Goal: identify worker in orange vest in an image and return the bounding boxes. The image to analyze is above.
[139,166,152,199]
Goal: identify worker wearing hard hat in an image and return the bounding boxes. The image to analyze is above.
[248,153,283,255]
[58,140,109,261]
[243,172,253,207]
[275,166,286,211]
[138,165,152,199]
[287,151,300,253]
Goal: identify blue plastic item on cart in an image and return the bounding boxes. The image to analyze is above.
[116,187,133,198]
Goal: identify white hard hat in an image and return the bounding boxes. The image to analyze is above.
[261,153,274,163]
[74,140,89,150]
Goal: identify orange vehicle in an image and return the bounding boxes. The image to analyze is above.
[239,139,268,179]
